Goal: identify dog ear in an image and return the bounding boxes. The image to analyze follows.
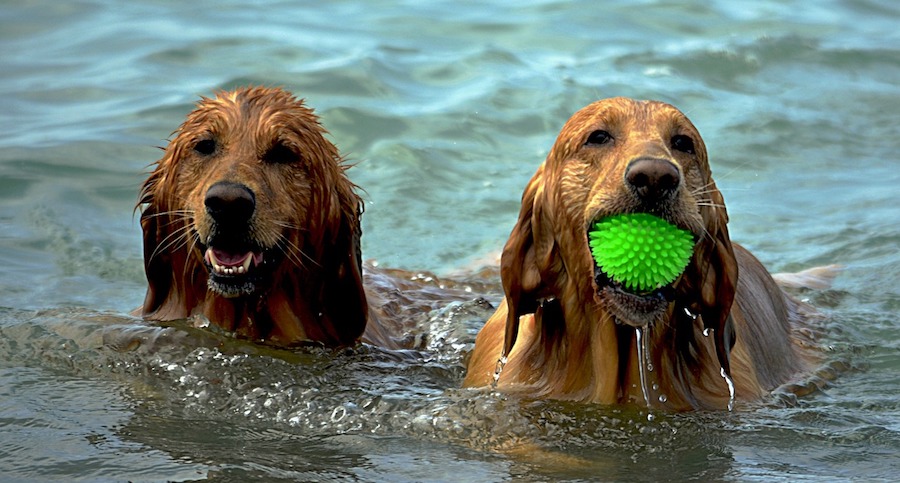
[298,147,369,346]
[135,146,206,320]
[317,194,368,347]
[678,178,739,376]
[139,197,170,317]
[500,164,559,358]
[137,157,199,321]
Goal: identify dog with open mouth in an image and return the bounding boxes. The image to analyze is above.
[464,98,829,410]
[137,87,376,347]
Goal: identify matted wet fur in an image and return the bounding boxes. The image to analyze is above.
[137,86,477,348]
[464,98,833,410]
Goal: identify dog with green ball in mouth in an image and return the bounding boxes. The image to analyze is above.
[465,97,836,411]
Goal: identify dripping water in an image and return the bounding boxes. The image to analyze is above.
[720,366,735,411]
[702,325,736,410]
[634,326,652,410]
[652,383,668,404]
[491,355,507,388]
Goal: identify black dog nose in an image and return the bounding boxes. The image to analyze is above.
[205,181,256,223]
[625,157,681,201]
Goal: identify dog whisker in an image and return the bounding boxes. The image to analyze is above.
[276,238,307,271]
[148,223,194,264]
[695,202,726,209]
[144,209,195,219]
[278,236,322,270]
[181,230,201,282]
[274,220,304,231]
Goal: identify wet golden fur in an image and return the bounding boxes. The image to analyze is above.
[464,98,821,410]
[138,87,370,347]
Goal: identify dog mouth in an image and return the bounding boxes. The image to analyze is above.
[586,213,689,328]
[201,244,269,298]
[593,267,673,327]
[205,248,263,276]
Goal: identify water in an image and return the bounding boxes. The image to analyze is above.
[2,0,899,480]
[721,366,737,413]
[634,326,652,410]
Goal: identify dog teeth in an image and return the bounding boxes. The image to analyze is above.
[206,250,255,276]
[214,265,245,275]
[241,252,253,272]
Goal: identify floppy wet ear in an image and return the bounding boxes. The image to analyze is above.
[317,197,368,346]
[136,152,198,320]
[138,173,183,319]
[500,165,558,357]
[304,152,369,345]
[139,201,168,316]
[680,180,739,374]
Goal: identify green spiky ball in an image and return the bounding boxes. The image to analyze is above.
[588,213,694,292]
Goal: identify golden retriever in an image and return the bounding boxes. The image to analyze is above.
[464,98,827,410]
[138,86,394,347]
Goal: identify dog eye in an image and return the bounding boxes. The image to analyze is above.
[193,139,217,156]
[671,135,695,154]
[263,143,297,164]
[585,130,613,146]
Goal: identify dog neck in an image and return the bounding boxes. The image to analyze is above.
[188,265,366,347]
[513,298,728,409]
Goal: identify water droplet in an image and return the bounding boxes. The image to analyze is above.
[646,362,654,372]
[652,383,659,392]
[658,394,668,403]
[647,412,655,422]
[683,307,698,320]
[702,328,711,337]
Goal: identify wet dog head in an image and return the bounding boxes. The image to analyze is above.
[138,87,367,346]
[499,98,737,352]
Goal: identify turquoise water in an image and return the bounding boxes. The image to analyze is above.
[2,0,899,481]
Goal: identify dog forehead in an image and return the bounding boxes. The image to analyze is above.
[572,98,690,134]
[179,92,320,150]
[549,99,680,162]
[191,88,306,124]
